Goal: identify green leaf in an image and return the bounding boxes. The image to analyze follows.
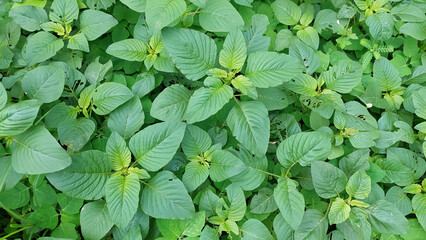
[185,78,233,123]
[129,122,186,171]
[250,188,278,214]
[274,177,305,230]
[0,156,23,192]
[0,83,6,110]
[181,125,212,158]
[11,126,71,174]
[399,22,426,41]
[182,161,209,192]
[413,88,426,120]
[366,13,394,41]
[311,161,348,199]
[276,131,331,168]
[132,72,156,98]
[9,5,47,31]
[108,96,144,139]
[105,173,140,228]
[297,27,319,50]
[272,0,301,25]
[219,30,247,70]
[58,118,95,152]
[210,149,245,182]
[226,184,247,221]
[321,60,363,94]
[92,82,134,115]
[145,0,186,31]
[412,193,426,231]
[0,100,40,137]
[106,39,147,61]
[231,75,258,100]
[245,52,304,88]
[106,132,131,171]
[289,39,320,74]
[241,219,274,240]
[140,171,195,219]
[49,0,79,24]
[295,209,328,240]
[366,200,409,235]
[373,58,402,92]
[346,170,371,199]
[21,65,65,103]
[285,73,318,97]
[24,31,64,66]
[119,0,146,12]
[68,33,90,52]
[79,9,118,41]
[150,84,191,122]
[29,205,58,229]
[57,193,83,215]
[257,87,289,110]
[47,150,111,200]
[162,27,217,80]
[274,213,293,240]
[0,182,30,209]
[157,211,205,238]
[226,101,270,156]
[80,200,114,240]
[199,0,244,32]
[391,4,426,22]
[328,197,350,225]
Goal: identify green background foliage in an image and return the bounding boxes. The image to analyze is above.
[0,0,425,239]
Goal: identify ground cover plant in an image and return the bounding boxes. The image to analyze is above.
[0,0,425,239]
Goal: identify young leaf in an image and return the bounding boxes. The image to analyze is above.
[106,39,147,61]
[106,132,132,171]
[328,198,351,225]
[49,0,79,24]
[346,170,371,199]
[219,30,247,70]
[373,58,402,92]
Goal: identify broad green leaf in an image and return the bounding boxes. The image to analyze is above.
[129,122,186,171]
[277,131,331,168]
[132,72,155,98]
[11,126,71,174]
[210,149,245,182]
[68,33,90,52]
[92,82,133,115]
[40,21,65,35]
[162,28,217,80]
[9,5,47,31]
[157,211,205,238]
[245,52,304,88]
[0,156,23,191]
[373,58,402,92]
[391,4,426,22]
[0,100,40,137]
[321,60,363,94]
[105,174,140,228]
[297,27,319,50]
[311,161,348,199]
[272,0,301,25]
[119,0,146,12]
[182,161,209,192]
[219,30,247,70]
[106,39,147,61]
[375,157,414,186]
[181,125,212,158]
[241,219,274,240]
[250,188,278,214]
[289,39,320,74]
[399,22,426,41]
[49,0,78,24]
[385,186,412,216]
[29,205,58,229]
[346,170,371,199]
[199,0,244,32]
[366,200,409,235]
[80,200,114,240]
[274,177,305,230]
[329,198,350,225]
[0,182,30,209]
[79,10,118,41]
[274,214,293,240]
[45,102,77,129]
[47,150,111,200]
[412,193,426,230]
[21,65,65,103]
[226,101,270,156]
[226,184,246,221]
[200,225,219,240]
[57,193,83,215]
[106,132,131,171]
[295,209,328,240]
[413,88,426,120]
[108,96,144,139]
[86,0,115,10]
[366,13,394,41]
[150,84,191,122]
[257,87,289,110]
[58,118,95,152]
[140,171,195,219]
[145,0,186,31]
[285,73,318,97]
[24,31,64,66]
[244,14,271,54]
[0,83,6,110]
[185,78,233,123]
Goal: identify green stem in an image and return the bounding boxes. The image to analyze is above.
[0,226,32,240]
[0,202,27,223]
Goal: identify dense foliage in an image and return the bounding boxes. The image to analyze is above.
[0,0,426,239]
